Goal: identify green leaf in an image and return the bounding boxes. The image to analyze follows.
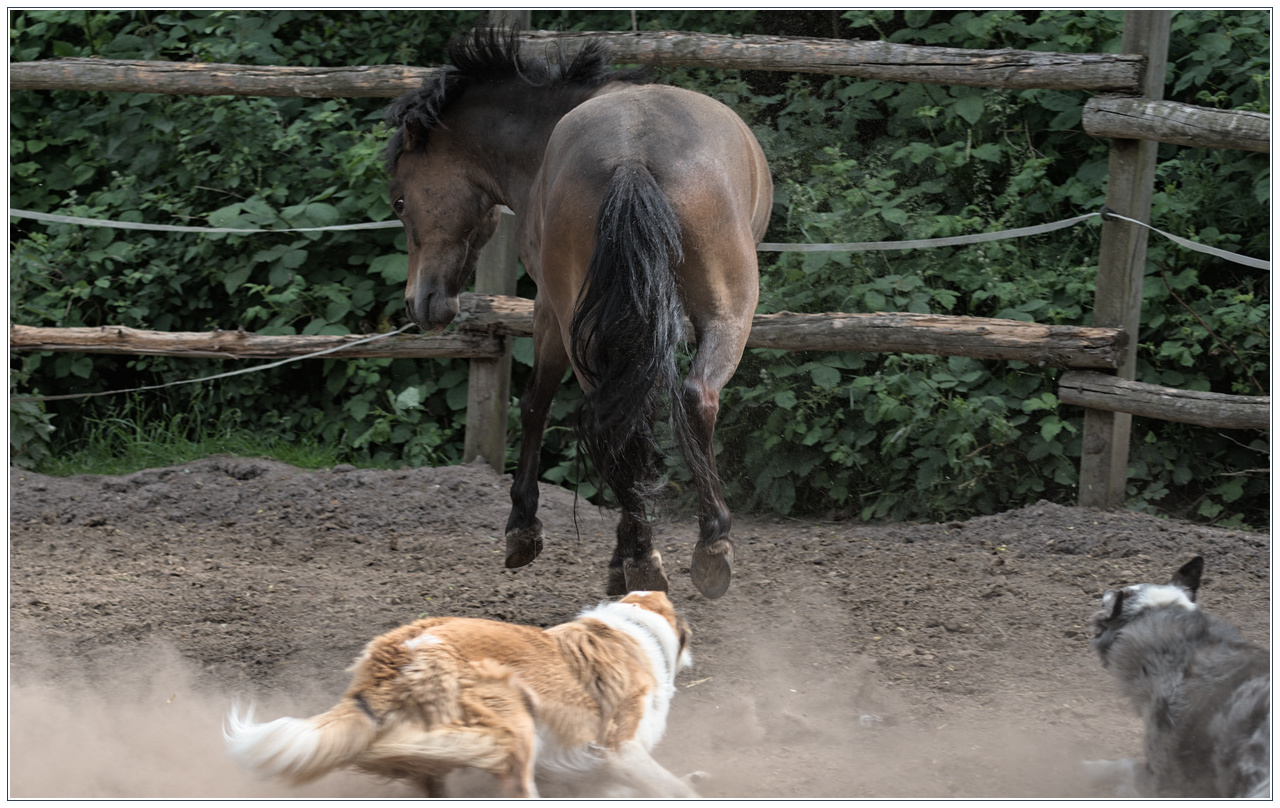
[880,206,909,225]
[953,95,985,125]
[369,253,408,284]
[903,9,932,27]
[970,143,1003,163]
[446,380,469,411]
[278,249,307,270]
[325,298,352,322]
[810,365,841,390]
[347,398,371,423]
[207,203,244,229]
[395,386,423,410]
[223,265,252,294]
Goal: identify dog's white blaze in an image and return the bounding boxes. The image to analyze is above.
[1129,583,1197,613]
[580,601,687,753]
[403,631,443,649]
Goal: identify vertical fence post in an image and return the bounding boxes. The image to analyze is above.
[1077,10,1171,509]
[462,9,531,472]
[463,210,519,471]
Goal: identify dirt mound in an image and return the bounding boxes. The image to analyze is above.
[9,457,1270,797]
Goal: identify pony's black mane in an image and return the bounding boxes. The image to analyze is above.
[384,26,650,169]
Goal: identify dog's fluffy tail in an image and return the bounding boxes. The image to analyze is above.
[224,699,376,786]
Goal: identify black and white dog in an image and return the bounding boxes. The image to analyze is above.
[1086,556,1271,798]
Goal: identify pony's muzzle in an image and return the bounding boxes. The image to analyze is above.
[405,289,460,331]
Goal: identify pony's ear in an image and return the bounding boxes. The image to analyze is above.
[1170,556,1204,602]
[400,119,426,154]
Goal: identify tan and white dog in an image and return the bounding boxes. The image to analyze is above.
[224,591,697,798]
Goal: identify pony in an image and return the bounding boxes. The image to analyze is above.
[384,26,772,598]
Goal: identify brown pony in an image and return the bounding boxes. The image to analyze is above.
[384,26,771,599]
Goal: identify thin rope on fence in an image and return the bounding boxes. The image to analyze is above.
[1099,209,1271,271]
[9,206,1269,269]
[755,212,1098,252]
[10,322,416,404]
[9,208,403,234]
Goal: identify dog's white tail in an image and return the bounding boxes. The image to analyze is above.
[225,699,376,786]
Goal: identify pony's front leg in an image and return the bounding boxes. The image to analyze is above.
[504,300,570,569]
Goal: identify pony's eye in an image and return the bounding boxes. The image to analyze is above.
[393,197,406,216]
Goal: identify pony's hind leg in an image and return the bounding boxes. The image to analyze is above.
[504,298,570,569]
[607,509,668,596]
[603,435,669,595]
[681,374,734,599]
[676,312,753,600]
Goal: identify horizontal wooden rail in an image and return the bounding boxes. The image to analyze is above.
[9,31,1144,98]
[452,294,1127,368]
[8,58,440,98]
[8,323,504,360]
[12,294,1125,369]
[1059,370,1270,430]
[1084,95,1270,153]
[527,31,1145,91]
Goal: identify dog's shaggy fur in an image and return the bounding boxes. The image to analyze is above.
[1086,556,1271,798]
[224,591,697,798]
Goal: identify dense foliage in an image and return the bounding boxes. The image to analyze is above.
[9,10,1270,527]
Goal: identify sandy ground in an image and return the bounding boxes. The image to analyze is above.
[7,455,1271,798]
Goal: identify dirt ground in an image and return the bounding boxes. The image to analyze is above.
[7,455,1271,798]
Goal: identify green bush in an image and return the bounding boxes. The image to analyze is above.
[9,10,1269,527]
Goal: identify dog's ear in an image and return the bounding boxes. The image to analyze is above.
[1104,588,1127,622]
[1170,556,1204,602]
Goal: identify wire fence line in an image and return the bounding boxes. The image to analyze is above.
[8,206,1269,269]
[8,202,1268,403]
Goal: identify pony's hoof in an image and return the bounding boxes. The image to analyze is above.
[691,540,734,599]
[606,565,628,596]
[504,522,544,568]
[609,551,668,595]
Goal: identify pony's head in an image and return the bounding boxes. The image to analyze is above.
[384,26,636,330]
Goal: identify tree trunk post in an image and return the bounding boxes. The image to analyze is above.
[1077,11,1171,509]
[463,209,519,472]
[461,12,529,472]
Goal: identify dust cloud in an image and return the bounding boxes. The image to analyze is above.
[655,629,1107,799]
[9,637,1107,799]
[8,644,412,799]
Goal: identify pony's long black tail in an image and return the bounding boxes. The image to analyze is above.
[570,163,691,514]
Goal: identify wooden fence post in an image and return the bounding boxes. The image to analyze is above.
[463,210,519,471]
[462,10,530,472]
[1077,10,1171,509]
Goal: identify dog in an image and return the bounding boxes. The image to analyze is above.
[1085,556,1270,798]
[224,591,699,798]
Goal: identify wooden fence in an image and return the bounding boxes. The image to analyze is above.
[9,11,1270,509]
